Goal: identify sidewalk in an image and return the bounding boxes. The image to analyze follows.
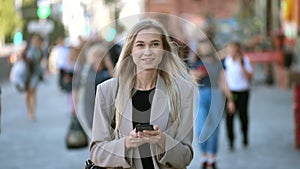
[0,74,89,169]
[189,84,300,169]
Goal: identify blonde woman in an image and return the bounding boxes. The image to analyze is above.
[90,19,197,168]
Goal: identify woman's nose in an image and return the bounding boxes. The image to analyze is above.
[143,46,152,55]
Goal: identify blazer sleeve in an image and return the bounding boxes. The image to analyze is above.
[90,82,132,168]
[157,82,196,168]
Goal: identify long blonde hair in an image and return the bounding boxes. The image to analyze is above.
[114,19,194,130]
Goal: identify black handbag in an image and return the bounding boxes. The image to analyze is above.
[85,159,123,169]
[66,115,88,149]
[85,160,105,169]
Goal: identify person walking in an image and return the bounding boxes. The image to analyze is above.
[223,41,253,151]
[84,43,114,129]
[49,37,70,87]
[89,19,197,169]
[24,34,44,121]
[190,38,234,169]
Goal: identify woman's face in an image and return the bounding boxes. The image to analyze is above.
[227,44,238,56]
[131,28,164,72]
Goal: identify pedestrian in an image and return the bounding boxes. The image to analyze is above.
[64,41,89,149]
[89,19,197,168]
[84,43,114,129]
[190,38,235,169]
[24,34,44,121]
[50,37,70,88]
[223,41,253,151]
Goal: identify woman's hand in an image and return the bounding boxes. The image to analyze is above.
[125,129,145,150]
[141,125,166,150]
[125,125,166,151]
[227,100,235,115]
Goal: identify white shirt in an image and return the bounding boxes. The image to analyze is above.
[224,55,253,91]
[52,45,70,70]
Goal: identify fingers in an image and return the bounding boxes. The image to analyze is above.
[142,126,164,144]
[153,125,160,130]
[126,125,165,149]
[227,101,235,114]
[126,130,145,149]
[142,130,160,136]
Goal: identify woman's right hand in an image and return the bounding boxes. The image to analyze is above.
[125,129,145,150]
[227,100,235,115]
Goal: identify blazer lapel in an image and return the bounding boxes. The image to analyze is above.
[150,75,169,131]
[119,82,133,137]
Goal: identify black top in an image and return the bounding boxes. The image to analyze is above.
[132,88,155,169]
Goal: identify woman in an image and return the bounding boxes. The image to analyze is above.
[224,42,253,151]
[25,34,43,121]
[190,39,234,169]
[90,19,197,168]
[84,43,114,129]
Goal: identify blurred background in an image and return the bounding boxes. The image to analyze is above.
[0,0,300,169]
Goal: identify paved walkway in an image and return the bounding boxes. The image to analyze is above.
[0,75,89,169]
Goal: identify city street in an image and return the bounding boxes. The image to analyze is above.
[0,71,300,169]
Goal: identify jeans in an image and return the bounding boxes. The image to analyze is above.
[196,87,225,154]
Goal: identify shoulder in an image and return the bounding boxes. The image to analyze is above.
[223,55,231,63]
[97,78,118,92]
[95,78,118,102]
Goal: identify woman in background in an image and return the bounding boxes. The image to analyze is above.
[84,43,114,129]
[224,41,253,151]
[25,34,43,121]
[190,38,234,169]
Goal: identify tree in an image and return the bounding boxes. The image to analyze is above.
[0,0,23,45]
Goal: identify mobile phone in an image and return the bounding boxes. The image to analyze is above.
[135,124,154,132]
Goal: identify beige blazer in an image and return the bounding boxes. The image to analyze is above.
[90,76,197,169]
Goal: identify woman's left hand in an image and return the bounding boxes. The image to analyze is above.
[140,125,166,149]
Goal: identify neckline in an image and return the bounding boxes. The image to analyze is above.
[135,87,156,92]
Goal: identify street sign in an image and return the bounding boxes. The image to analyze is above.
[27,20,54,35]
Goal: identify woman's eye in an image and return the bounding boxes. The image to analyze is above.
[136,43,144,47]
[152,43,160,47]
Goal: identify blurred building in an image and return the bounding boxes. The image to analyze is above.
[144,0,237,18]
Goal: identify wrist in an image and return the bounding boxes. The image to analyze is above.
[227,98,234,102]
[158,133,166,150]
[125,137,132,150]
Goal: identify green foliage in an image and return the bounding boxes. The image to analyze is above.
[0,0,23,41]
